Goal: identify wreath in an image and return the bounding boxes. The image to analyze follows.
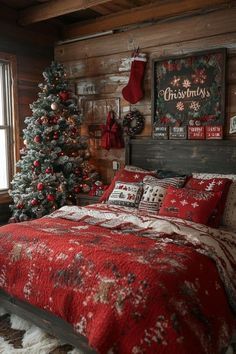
[123,110,145,136]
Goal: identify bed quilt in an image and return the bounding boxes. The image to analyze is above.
[0,204,235,354]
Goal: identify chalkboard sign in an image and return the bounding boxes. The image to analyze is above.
[152,49,226,128]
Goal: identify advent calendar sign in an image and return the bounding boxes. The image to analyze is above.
[152,49,226,128]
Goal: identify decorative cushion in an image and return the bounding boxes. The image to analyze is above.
[159,186,222,225]
[99,165,156,203]
[185,177,232,227]
[138,175,186,214]
[192,174,236,229]
[222,182,236,229]
[107,181,143,208]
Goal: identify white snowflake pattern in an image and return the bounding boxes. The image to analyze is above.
[170,199,176,204]
[191,202,199,208]
[176,101,184,111]
[182,79,191,88]
[198,180,205,185]
[134,174,140,179]
[217,180,223,185]
[171,75,180,87]
[180,199,188,206]
[190,101,200,111]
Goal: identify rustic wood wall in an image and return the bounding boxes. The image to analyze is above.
[55,6,236,183]
[0,5,58,222]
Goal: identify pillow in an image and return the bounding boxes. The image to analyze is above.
[222,182,236,229]
[159,186,222,225]
[138,175,186,214]
[107,181,143,208]
[192,174,236,229]
[192,173,236,181]
[185,177,232,227]
[99,165,156,203]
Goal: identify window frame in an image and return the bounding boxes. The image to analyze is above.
[0,53,19,204]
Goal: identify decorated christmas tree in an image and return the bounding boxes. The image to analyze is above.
[9,61,92,222]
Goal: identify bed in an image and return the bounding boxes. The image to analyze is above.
[0,138,236,354]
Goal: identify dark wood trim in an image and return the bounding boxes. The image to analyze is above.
[0,289,97,354]
[126,138,236,174]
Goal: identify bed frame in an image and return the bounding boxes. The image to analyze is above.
[1,137,236,353]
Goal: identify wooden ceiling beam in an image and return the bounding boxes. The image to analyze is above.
[18,0,113,26]
[63,0,232,40]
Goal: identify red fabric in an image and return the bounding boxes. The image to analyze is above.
[101,111,124,150]
[0,208,234,354]
[122,55,147,104]
[185,177,232,227]
[99,166,156,202]
[159,186,222,225]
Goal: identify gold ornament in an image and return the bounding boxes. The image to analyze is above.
[23,139,27,146]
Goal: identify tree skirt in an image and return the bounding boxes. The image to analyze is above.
[0,308,81,354]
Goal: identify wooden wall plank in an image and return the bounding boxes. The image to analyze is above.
[64,0,229,39]
[55,6,236,61]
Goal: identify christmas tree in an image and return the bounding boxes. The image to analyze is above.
[9,61,91,222]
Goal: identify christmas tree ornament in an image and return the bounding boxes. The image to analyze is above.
[47,194,55,202]
[122,51,147,104]
[23,139,28,146]
[45,167,53,174]
[74,186,81,193]
[17,203,24,209]
[34,135,41,143]
[51,102,59,111]
[53,132,59,140]
[31,198,38,206]
[59,91,70,101]
[123,109,145,136]
[33,160,40,167]
[41,116,49,125]
[37,182,44,191]
[82,184,90,193]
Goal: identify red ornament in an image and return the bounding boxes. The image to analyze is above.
[33,160,40,167]
[74,186,81,193]
[37,182,44,191]
[59,91,70,101]
[17,203,24,209]
[45,167,53,174]
[47,194,55,202]
[52,116,59,124]
[34,135,41,143]
[53,132,59,140]
[31,198,38,206]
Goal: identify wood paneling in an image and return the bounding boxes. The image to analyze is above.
[63,0,230,39]
[55,6,236,183]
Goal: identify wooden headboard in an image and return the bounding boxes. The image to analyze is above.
[125,138,236,174]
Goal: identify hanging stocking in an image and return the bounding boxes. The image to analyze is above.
[122,52,147,104]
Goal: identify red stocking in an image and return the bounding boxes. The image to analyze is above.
[122,53,147,104]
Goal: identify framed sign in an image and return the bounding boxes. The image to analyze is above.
[152,49,226,128]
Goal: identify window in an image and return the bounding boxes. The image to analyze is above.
[0,53,18,202]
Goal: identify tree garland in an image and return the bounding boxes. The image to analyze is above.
[123,109,145,136]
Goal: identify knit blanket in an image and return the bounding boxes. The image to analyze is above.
[0,204,235,354]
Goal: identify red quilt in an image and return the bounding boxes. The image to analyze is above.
[0,204,235,354]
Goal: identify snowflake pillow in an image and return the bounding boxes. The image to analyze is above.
[99,166,156,203]
[159,186,222,225]
[108,181,143,208]
[185,177,232,227]
[139,175,186,214]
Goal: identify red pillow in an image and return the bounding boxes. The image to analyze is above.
[99,166,156,202]
[185,177,232,227]
[159,186,222,225]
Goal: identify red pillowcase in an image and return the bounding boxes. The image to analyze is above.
[159,186,222,225]
[99,166,156,202]
[185,177,232,227]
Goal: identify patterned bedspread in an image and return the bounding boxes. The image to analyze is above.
[0,204,235,354]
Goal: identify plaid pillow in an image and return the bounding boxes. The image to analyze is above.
[138,175,186,214]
